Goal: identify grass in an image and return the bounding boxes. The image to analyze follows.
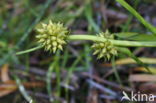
[0,0,156,103]
[116,0,156,34]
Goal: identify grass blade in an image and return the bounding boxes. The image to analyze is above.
[116,0,156,34]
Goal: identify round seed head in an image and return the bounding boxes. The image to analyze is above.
[92,31,117,61]
[36,20,69,53]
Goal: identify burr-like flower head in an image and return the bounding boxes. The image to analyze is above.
[92,31,117,60]
[36,20,69,53]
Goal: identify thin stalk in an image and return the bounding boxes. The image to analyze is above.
[16,34,156,55]
[68,35,156,47]
[46,51,60,102]
[14,75,34,103]
[112,56,122,85]
[46,63,55,102]
[16,45,43,55]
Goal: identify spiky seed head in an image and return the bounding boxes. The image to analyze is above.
[98,30,114,39]
[36,20,69,53]
[92,31,117,60]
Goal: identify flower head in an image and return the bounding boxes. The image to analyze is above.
[36,20,69,53]
[92,31,117,60]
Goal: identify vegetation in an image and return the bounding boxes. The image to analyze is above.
[0,0,156,103]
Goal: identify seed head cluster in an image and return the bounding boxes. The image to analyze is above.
[36,20,69,53]
[92,31,117,60]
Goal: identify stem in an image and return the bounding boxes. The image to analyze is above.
[68,35,156,47]
[16,45,43,55]
[16,34,156,55]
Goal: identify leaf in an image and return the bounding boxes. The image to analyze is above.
[117,47,152,73]
[0,41,7,47]
[0,86,17,97]
[114,57,156,65]
[115,32,156,41]
[134,67,156,74]
[0,80,45,97]
[0,80,17,97]
[116,0,156,34]
[0,64,10,82]
[129,74,156,82]
[85,2,100,33]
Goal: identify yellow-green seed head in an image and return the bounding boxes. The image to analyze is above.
[92,31,117,60]
[36,20,69,53]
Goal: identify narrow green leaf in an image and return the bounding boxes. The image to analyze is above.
[115,32,156,41]
[116,0,156,34]
[117,47,152,73]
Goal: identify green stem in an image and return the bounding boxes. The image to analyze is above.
[16,45,43,55]
[16,34,156,55]
[68,35,156,47]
